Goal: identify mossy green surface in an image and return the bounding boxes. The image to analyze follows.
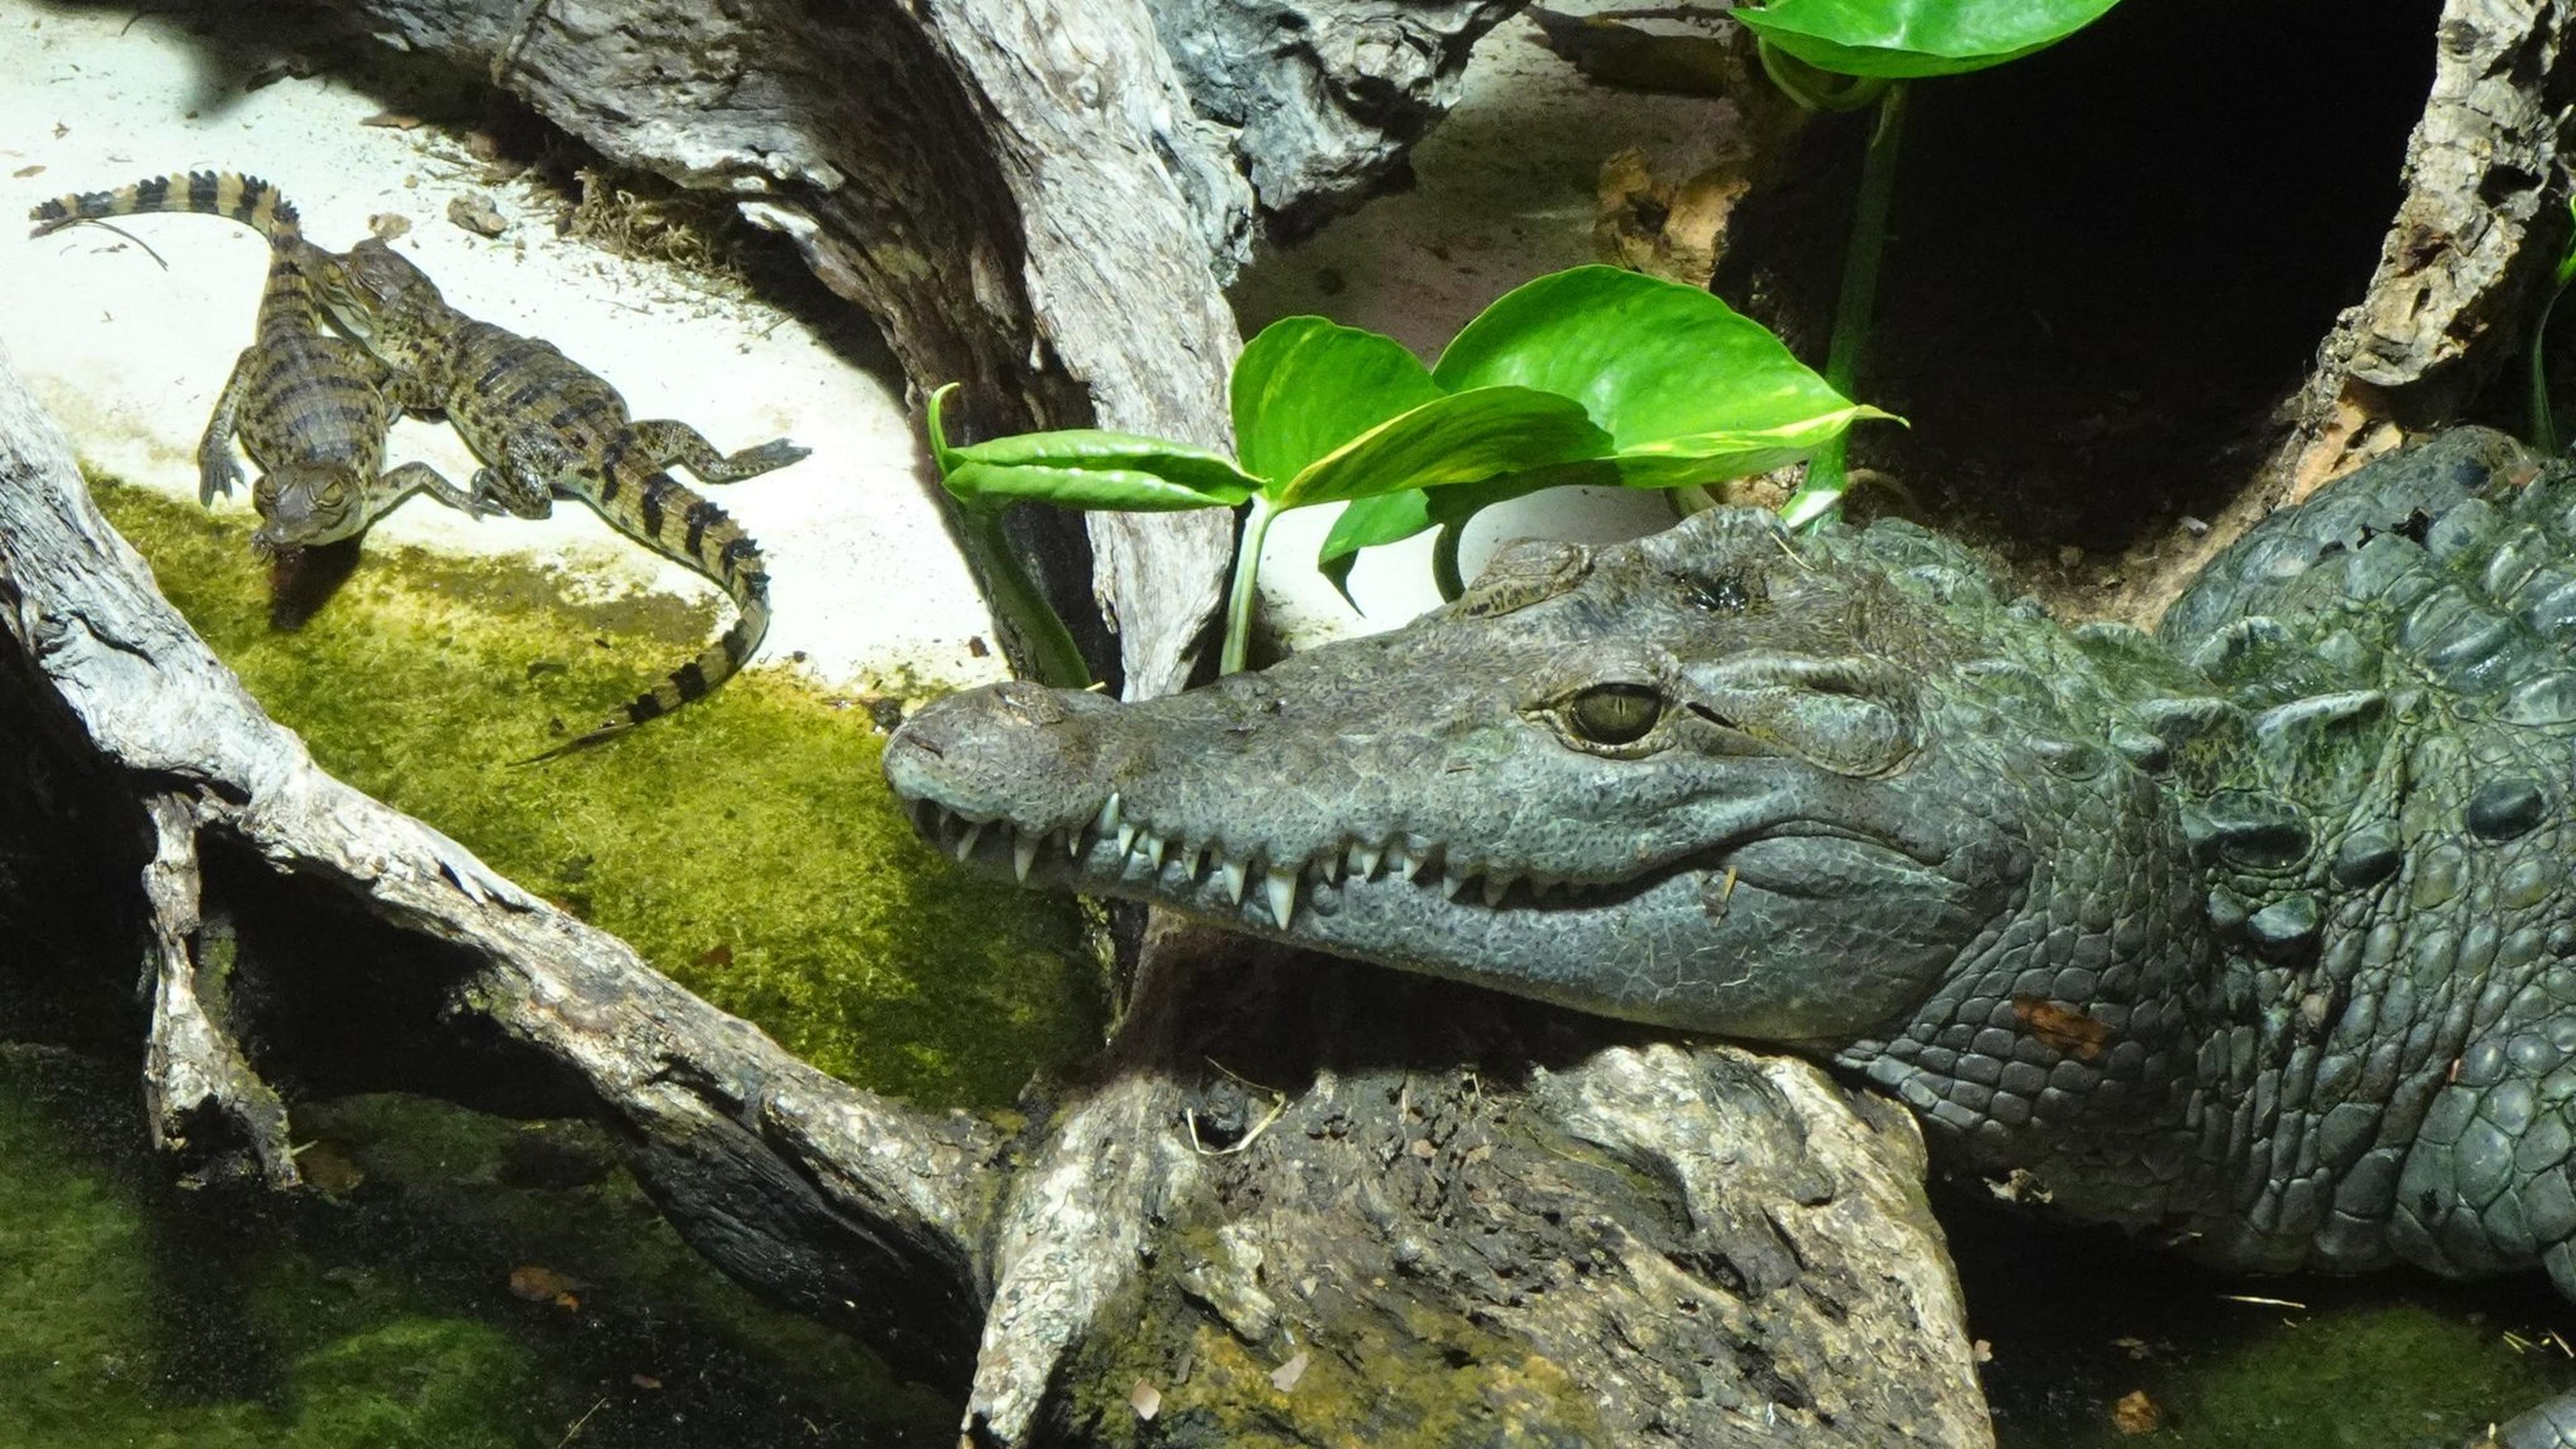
[0,1044,951,1448]
[1964,1200,2576,1446]
[91,476,1104,1108]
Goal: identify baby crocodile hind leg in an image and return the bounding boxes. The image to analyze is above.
[625,419,808,484]
[468,430,572,520]
[197,346,256,506]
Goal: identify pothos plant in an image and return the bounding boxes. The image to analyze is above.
[1735,0,2127,521]
[926,264,1891,683]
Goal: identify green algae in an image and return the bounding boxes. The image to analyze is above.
[1963,1202,2576,1447]
[0,1043,951,1448]
[89,474,1105,1108]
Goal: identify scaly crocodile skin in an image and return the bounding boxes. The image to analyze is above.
[885,428,2576,1440]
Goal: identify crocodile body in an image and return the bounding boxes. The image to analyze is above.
[886,427,2576,1442]
[29,172,470,555]
[307,237,806,752]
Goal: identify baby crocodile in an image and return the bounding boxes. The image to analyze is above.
[308,236,806,754]
[29,171,472,555]
[888,427,2576,1446]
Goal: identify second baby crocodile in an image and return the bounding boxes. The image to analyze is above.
[309,235,808,754]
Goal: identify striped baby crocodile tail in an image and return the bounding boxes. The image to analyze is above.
[29,170,301,241]
[523,455,771,761]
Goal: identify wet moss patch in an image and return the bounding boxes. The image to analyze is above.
[0,1044,952,1448]
[92,475,1104,1108]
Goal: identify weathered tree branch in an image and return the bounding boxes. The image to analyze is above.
[0,345,1004,1383]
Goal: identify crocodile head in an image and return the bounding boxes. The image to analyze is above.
[250,464,369,555]
[307,237,445,349]
[885,508,2167,1050]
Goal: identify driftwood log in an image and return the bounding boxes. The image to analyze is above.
[11,0,2576,1444]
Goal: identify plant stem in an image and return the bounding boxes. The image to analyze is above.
[1221,495,1279,675]
[1431,520,1467,602]
[2535,294,2563,455]
[960,507,1093,689]
[1784,82,1908,530]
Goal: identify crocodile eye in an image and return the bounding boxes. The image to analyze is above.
[1567,683,1662,745]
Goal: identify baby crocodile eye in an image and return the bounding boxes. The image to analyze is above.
[1567,682,1662,745]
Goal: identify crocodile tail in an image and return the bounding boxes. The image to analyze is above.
[28,170,302,241]
[524,452,771,761]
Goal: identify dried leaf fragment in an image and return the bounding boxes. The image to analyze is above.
[509,1263,582,1309]
[447,193,508,238]
[1129,1379,1161,1420]
[361,111,424,129]
[2112,1389,2162,1434]
[1269,1350,1310,1393]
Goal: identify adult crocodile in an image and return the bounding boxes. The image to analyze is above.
[885,425,2576,1444]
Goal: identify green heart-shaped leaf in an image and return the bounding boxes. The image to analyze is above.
[1275,386,1612,511]
[1234,316,1445,486]
[1434,266,1876,458]
[1738,0,2121,78]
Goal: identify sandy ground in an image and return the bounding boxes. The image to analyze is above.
[2,0,1733,678]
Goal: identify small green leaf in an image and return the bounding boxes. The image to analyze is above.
[1738,0,2121,78]
[1233,317,1445,486]
[925,382,965,478]
[1315,490,1434,602]
[1275,386,1612,511]
[939,427,1257,513]
[942,459,1248,513]
[1434,267,1876,462]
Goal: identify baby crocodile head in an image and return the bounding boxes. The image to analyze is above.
[250,464,370,555]
[885,508,2155,1049]
[306,236,443,345]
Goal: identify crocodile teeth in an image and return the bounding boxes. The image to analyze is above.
[1182,842,1208,881]
[1144,834,1167,871]
[1321,851,1343,885]
[1398,845,1428,883]
[1014,831,1042,883]
[1482,873,1515,907]
[953,822,985,861]
[1528,872,1560,898]
[1265,867,1299,926]
[1116,824,1137,860]
[1350,841,1383,879]
[1066,826,1085,857]
[1440,871,1466,901]
[1094,793,1122,836]
[1220,857,1249,904]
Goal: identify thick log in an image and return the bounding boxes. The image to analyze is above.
[0,339,1989,1442]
